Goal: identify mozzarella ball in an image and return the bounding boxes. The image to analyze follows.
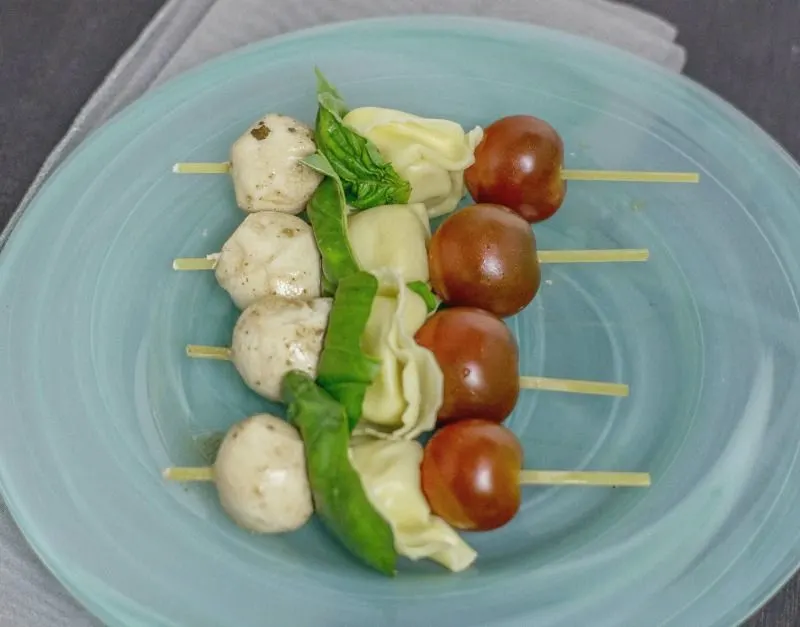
[231,296,331,401]
[214,414,312,533]
[214,212,322,309]
[230,114,323,214]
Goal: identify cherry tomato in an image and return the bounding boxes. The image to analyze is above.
[414,307,519,424]
[421,419,523,531]
[465,115,566,223]
[429,203,541,317]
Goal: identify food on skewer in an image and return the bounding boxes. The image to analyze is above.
[310,271,380,426]
[420,419,651,532]
[466,115,566,223]
[167,385,476,573]
[465,115,700,223]
[163,67,669,578]
[188,282,629,426]
[174,246,650,274]
[164,379,648,574]
[213,414,313,533]
[283,372,398,575]
[415,307,520,425]
[429,203,541,317]
[350,437,477,572]
[188,342,629,398]
[189,257,629,417]
[347,203,431,285]
[230,296,331,401]
[297,159,446,437]
[229,114,322,213]
[421,419,524,531]
[342,107,483,218]
[211,212,321,309]
[351,271,442,440]
[311,72,411,210]
[165,405,394,576]
[198,270,444,439]
[174,71,698,226]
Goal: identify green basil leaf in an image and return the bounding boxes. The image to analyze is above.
[314,67,348,120]
[304,154,360,287]
[406,281,440,313]
[282,371,396,576]
[301,151,339,179]
[320,273,337,297]
[314,69,411,210]
[316,271,381,430]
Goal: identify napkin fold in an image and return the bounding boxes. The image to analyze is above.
[0,1,685,625]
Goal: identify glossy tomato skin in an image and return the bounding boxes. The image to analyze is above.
[414,307,519,424]
[429,203,541,317]
[421,419,523,531]
[465,115,566,223]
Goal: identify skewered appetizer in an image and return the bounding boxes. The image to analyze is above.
[164,68,697,576]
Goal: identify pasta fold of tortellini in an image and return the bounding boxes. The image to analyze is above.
[347,203,430,284]
[343,107,483,218]
[349,437,477,572]
[355,271,442,440]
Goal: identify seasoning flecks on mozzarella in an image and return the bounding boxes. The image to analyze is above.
[230,114,323,214]
[231,296,332,401]
[214,212,322,309]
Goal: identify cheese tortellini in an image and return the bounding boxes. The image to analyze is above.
[347,203,430,284]
[343,107,483,218]
[356,272,442,440]
[350,437,477,572]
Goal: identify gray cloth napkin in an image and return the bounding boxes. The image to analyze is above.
[0,1,685,625]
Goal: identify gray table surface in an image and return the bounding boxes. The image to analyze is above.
[1,1,800,625]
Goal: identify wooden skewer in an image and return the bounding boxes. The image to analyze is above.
[172,161,698,184]
[173,257,218,271]
[173,162,231,174]
[186,345,232,360]
[186,345,629,397]
[518,376,628,397]
[560,169,699,183]
[172,249,650,272]
[163,467,215,482]
[518,470,650,487]
[163,465,649,487]
[536,249,649,263]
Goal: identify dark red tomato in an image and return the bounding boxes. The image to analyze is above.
[429,203,541,317]
[465,115,566,223]
[414,307,519,424]
[421,419,523,531]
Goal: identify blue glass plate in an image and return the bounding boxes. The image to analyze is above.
[1,16,799,627]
